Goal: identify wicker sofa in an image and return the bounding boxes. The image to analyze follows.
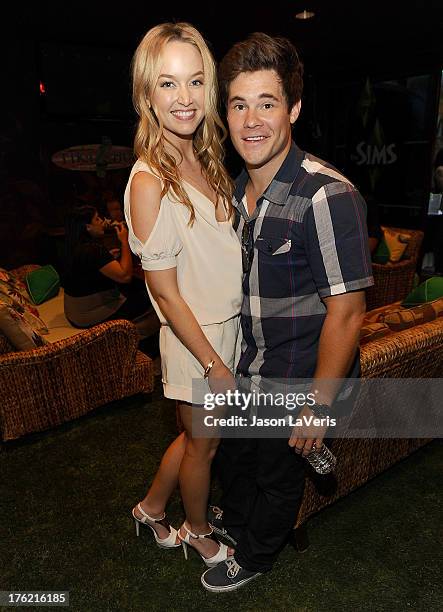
[365,227,424,311]
[293,311,443,547]
[0,281,154,442]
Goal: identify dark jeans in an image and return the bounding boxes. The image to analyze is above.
[214,376,361,573]
[215,435,306,573]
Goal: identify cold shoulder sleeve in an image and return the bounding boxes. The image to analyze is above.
[138,200,183,271]
[124,165,183,271]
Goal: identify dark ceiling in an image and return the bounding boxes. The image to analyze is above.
[13,0,443,74]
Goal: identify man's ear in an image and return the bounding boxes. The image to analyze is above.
[289,100,302,124]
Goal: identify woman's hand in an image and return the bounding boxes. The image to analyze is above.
[109,247,121,259]
[114,222,129,243]
[207,361,236,396]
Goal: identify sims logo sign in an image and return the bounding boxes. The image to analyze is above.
[353,142,397,166]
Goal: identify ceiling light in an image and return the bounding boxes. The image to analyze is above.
[295,9,315,19]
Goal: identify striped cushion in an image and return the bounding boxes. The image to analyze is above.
[382,298,443,331]
[360,322,392,345]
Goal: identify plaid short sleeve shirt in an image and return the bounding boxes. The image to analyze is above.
[233,143,374,381]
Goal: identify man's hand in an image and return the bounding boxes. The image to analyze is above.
[288,290,366,457]
[288,405,328,456]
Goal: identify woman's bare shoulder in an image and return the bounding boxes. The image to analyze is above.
[131,169,162,199]
[129,171,163,242]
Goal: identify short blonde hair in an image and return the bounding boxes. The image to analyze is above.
[132,22,232,224]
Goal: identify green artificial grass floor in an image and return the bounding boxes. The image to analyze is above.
[1,381,442,612]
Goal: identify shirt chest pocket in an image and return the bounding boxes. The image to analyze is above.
[255,235,292,256]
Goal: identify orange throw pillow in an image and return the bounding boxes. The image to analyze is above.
[381,227,411,262]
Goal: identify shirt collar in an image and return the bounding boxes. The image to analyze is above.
[233,142,305,210]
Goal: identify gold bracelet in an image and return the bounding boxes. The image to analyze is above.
[203,359,215,378]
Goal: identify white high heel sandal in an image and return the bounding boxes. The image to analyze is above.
[132,503,180,549]
[178,522,231,567]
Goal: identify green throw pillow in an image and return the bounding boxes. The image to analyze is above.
[401,276,443,307]
[26,265,60,305]
[372,238,390,264]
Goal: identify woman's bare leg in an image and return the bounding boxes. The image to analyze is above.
[178,403,234,558]
[134,425,186,539]
[133,401,233,555]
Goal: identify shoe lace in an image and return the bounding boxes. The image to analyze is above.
[212,506,223,521]
[226,558,241,579]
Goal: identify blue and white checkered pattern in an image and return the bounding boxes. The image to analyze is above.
[233,143,374,381]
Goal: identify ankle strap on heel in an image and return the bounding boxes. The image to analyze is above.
[182,522,214,540]
[136,503,168,527]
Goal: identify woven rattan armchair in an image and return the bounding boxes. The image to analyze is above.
[0,319,154,441]
[365,227,424,311]
[293,316,443,548]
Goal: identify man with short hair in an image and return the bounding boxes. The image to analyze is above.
[201,33,374,592]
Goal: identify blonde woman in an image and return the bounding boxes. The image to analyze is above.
[124,23,242,566]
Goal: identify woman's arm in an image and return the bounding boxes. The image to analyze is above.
[130,172,233,382]
[99,223,133,284]
[146,267,229,377]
